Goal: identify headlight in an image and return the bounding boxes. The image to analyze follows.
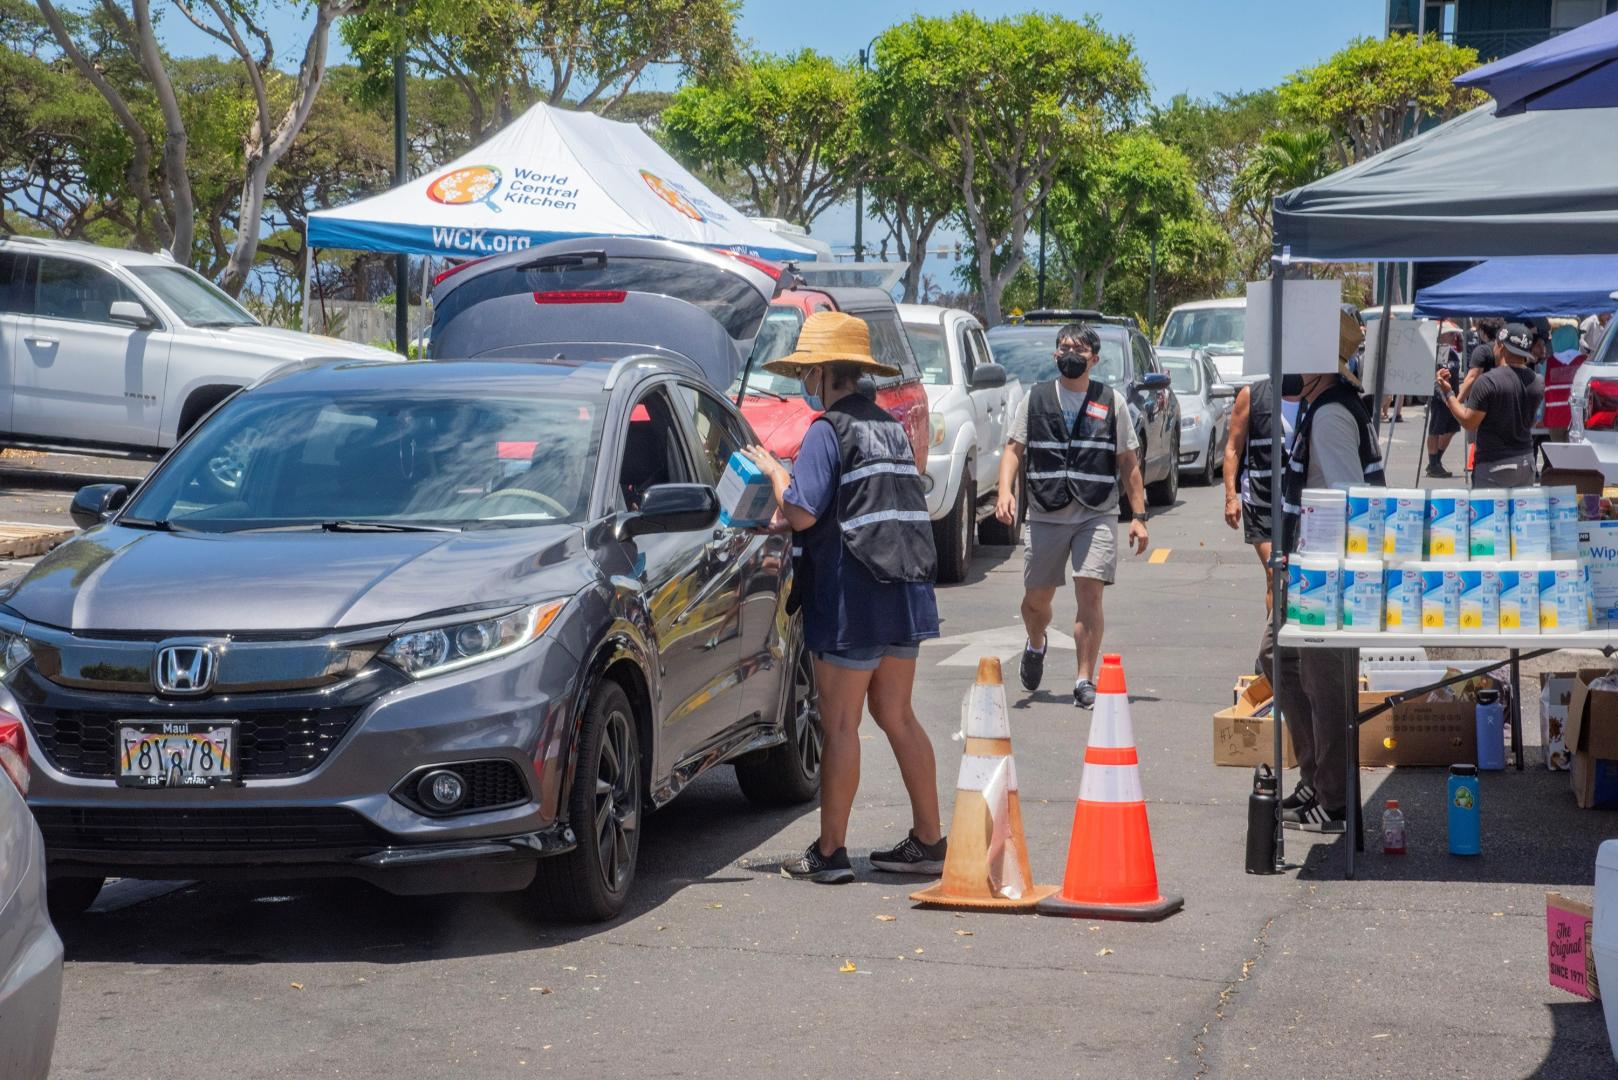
[929,413,946,448]
[1180,414,1200,430]
[381,600,565,679]
[0,628,30,679]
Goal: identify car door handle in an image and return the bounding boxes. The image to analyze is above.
[25,336,57,348]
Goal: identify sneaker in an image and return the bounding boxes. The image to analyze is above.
[1281,800,1347,833]
[1073,679,1097,709]
[1426,463,1454,478]
[781,843,855,884]
[1280,781,1316,812]
[869,831,948,875]
[1019,641,1046,692]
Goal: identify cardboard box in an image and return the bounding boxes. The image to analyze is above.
[1564,668,1618,809]
[716,450,775,528]
[1357,690,1478,767]
[1213,675,1297,768]
[1540,671,1577,771]
[1547,891,1601,1000]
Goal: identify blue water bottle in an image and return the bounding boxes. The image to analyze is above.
[1474,689,1506,771]
[1448,764,1480,856]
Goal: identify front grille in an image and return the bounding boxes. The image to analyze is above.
[33,806,387,852]
[27,706,362,780]
[459,760,528,811]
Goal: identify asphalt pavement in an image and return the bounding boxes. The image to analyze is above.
[29,416,1618,1079]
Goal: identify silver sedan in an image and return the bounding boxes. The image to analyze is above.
[1161,350,1236,486]
[0,717,63,1080]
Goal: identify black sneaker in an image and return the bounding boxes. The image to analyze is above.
[869,831,947,875]
[1073,679,1097,709]
[1280,781,1316,812]
[1019,642,1046,692]
[781,843,854,884]
[1282,800,1347,833]
[1426,463,1454,478]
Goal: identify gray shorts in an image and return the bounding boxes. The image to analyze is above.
[1024,516,1118,588]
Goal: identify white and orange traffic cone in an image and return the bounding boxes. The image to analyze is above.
[911,657,1058,912]
[1036,653,1182,921]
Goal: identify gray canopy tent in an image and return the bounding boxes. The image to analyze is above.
[1260,93,1618,871]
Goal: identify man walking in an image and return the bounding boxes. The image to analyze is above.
[1268,311,1386,832]
[1435,322,1544,488]
[1425,324,1463,477]
[994,323,1148,709]
[1224,373,1301,606]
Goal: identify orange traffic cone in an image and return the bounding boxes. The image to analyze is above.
[1036,653,1182,921]
[911,657,1058,912]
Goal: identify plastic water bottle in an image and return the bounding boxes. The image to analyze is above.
[1382,799,1406,855]
[1245,764,1279,875]
[1448,764,1481,856]
[1475,688,1506,771]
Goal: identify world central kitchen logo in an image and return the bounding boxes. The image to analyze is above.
[425,165,580,211]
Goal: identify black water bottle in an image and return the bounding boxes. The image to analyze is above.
[1246,763,1280,875]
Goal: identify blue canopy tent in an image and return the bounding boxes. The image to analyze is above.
[1455,11,1618,114]
[1413,255,1618,318]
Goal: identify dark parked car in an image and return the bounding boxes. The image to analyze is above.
[986,320,1182,506]
[7,355,818,922]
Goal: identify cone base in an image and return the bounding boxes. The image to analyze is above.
[1035,890,1183,922]
[909,882,1059,912]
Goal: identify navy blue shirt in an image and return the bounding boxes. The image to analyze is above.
[785,417,940,653]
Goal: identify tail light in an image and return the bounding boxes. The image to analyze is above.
[716,249,782,280]
[432,257,488,288]
[1585,378,1618,431]
[0,713,27,796]
[532,290,626,304]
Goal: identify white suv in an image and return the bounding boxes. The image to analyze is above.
[899,304,1023,583]
[1568,323,1618,473]
[0,236,397,459]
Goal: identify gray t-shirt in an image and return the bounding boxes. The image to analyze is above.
[1301,401,1367,488]
[1009,382,1139,523]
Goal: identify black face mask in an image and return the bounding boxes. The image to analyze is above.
[1280,374,1304,397]
[1056,354,1090,379]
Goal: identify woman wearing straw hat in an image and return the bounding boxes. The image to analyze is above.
[742,311,947,884]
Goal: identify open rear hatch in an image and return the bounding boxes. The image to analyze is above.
[429,237,779,389]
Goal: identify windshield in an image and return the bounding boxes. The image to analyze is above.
[1159,306,1244,351]
[129,266,258,328]
[985,328,1128,387]
[904,323,951,385]
[1161,358,1202,394]
[734,307,807,397]
[125,389,602,531]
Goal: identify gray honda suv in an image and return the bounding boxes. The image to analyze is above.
[3,353,819,922]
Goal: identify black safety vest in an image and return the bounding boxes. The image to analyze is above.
[1024,378,1118,512]
[1281,380,1385,550]
[811,394,936,584]
[1241,377,1283,516]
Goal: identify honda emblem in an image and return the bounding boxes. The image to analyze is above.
[154,645,216,695]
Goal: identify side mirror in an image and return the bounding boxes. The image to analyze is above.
[968,362,1007,390]
[616,484,719,541]
[70,483,129,529]
[1139,371,1172,392]
[1209,382,1237,400]
[107,300,157,330]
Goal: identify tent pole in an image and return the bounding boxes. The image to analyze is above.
[301,235,311,333]
[416,257,432,358]
[1371,264,1395,440]
[1267,235,1287,873]
[392,0,409,356]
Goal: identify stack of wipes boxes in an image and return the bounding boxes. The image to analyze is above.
[1286,483,1602,636]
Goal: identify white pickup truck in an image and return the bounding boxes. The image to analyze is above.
[0,236,397,462]
[898,304,1024,583]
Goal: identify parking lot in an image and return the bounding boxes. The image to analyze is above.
[19,421,1611,1080]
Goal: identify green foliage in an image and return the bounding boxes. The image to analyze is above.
[1231,126,1332,226]
[662,50,860,225]
[1280,33,1487,163]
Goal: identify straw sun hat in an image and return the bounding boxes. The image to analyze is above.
[761,310,901,379]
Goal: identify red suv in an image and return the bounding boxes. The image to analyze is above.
[734,284,930,468]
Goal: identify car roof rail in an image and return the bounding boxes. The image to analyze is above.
[1011,307,1139,329]
[602,351,707,390]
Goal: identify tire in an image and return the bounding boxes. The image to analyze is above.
[530,680,641,923]
[1197,433,1219,487]
[1146,430,1180,507]
[932,471,974,584]
[47,876,103,920]
[734,637,822,805]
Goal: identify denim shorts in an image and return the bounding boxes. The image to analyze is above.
[813,643,921,671]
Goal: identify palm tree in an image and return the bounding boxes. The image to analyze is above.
[1233,127,1333,234]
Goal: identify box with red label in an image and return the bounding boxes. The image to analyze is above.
[1546,892,1601,1000]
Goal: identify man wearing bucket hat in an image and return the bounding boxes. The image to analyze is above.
[1435,321,1544,488]
[993,322,1149,710]
[741,311,947,884]
[1266,310,1385,832]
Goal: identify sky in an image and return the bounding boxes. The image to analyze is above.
[156,1,1386,281]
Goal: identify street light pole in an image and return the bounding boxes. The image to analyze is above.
[854,41,875,264]
[1036,196,1047,308]
[392,0,409,355]
[1147,230,1158,330]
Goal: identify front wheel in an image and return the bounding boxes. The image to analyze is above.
[932,471,974,584]
[1198,432,1219,486]
[735,638,822,805]
[1146,431,1180,507]
[530,680,641,922]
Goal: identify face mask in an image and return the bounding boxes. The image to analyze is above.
[801,372,824,412]
[1055,352,1090,379]
[1280,374,1304,397]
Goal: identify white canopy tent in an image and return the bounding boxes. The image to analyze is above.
[304,102,813,329]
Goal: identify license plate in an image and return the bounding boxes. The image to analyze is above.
[117,722,237,788]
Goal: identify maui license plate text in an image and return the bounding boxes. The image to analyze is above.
[117,722,237,788]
